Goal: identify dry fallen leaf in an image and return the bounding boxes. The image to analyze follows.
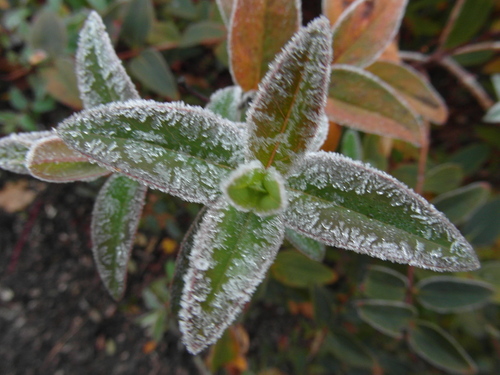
[0,180,38,213]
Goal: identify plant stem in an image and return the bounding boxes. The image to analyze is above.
[437,0,466,51]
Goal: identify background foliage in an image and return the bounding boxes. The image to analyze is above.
[1,0,500,374]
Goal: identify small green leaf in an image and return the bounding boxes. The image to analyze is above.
[206,85,243,122]
[356,300,416,338]
[341,129,363,160]
[129,49,179,100]
[57,100,246,204]
[424,163,464,194]
[271,250,337,288]
[363,265,408,301]
[229,0,300,91]
[416,276,493,313]
[92,174,147,300]
[331,0,407,68]
[442,0,494,49]
[312,285,336,328]
[179,199,284,354]
[27,135,109,182]
[462,198,500,246]
[121,0,154,47]
[285,152,479,272]
[408,320,478,374]
[474,261,500,303]
[29,8,67,58]
[448,144,491,176]
[433,182,491,225]
[147,21,181,46]
[325,330,377,370]
[247,17,333,174]
[0,131,52,174]
[40,58,83,109]
[366,60,448,124]
[179,21,226,47]
[76,11,140,108]
[327,66,422,145]
[285,228,326,262]
[223,160,287,216]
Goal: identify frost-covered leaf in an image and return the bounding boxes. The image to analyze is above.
[331,0,408,68]
[179,198,284,354]
[285,227,325,262]
[76,11,139,108]
[247,17,332,174]
[57,100,247,204]
[356,300,416,338]
[433,182,491,225]
[408,320,478,375]
[206,85,243,122]
[271,250,336,288]
[92,174,147,300]
[229,0,301,91]
[415,276,494,313]
[327,65,422,145]
[0,131,52,174]
[27,135,109,182]
[363,265,408,301]
[129,48,179,100]
[285,152,479,272]
[366,60,448,124]
[322,0,357,25]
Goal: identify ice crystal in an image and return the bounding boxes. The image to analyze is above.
[0,131,53,174]
[179,199,285,354]
[206,85,243,122]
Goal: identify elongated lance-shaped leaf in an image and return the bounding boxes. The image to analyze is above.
[0,131,52,174]
[327,65,423,146]
[331,0,408,68]
[285,228,326,262]
[91,174,147,300]
[366,60,448,124]
[27,135,109,182]
[179,198,285,354]
[229,0,301,91]
[285,152,479,272]
[247,17,333,175]
[57,100,247,204]
[206,85,244,122]
[322,0,357,25]
[76,11,140,108]
[356,300,416,338]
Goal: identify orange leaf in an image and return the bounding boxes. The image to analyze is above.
[0,180,38,213]
[142,340,157,354]
[320,120,342,152]
[322,0,357,25]
[229,0,300,91]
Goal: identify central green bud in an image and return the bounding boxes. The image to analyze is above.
[222,160,287,216]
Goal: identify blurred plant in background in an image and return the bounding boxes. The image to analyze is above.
[1,0,500,374]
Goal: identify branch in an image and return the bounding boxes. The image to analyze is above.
[453,41,500,55]
[437,0,466,50]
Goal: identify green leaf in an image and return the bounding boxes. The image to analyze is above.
[424,163,464,194]
[341,129,363,160]
[327,66,422,145]
[270,250,337,288]
[325,330,377,370]
[40,57,83,109]
[312,285,336,328]
[0,131,52,174]
[206,85,243,122]
[356,300,416,338]
[76,11,140,108]
[408,320,478,374]
[285,228,326,262]
[179,199,284,354]
[147,21,181,46]
[448,144,491,176]
[442,0,494,49]
[27,135,109,182]
[331,0,407,68]
[121,0,154,47]
[91,174,147,300]
[285,152,479,272]
[247,17,333,174]
[29,8,67,58]
[129,49,179,100]
[179,21,226,47]
[474,261,500,303]
[462,198,500,246]
[415,276,494,313]
[362,133,388,171]
[483,102,500,123]
[433,182,491,225]
[366,60,448,124]
[57,100,246,204]
[363,265,408,301]
[229,0,300,91]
